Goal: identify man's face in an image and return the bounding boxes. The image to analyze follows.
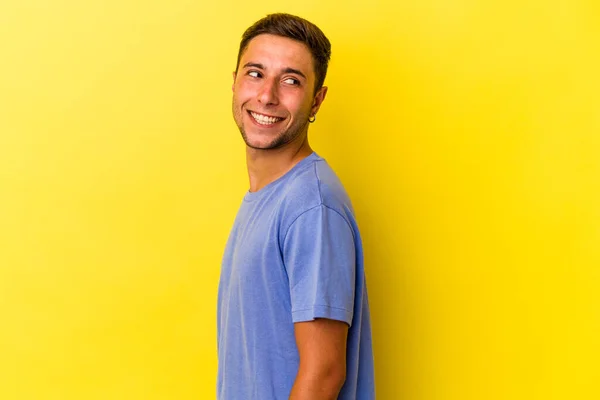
[232,34,327,150]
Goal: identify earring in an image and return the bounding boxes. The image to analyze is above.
[308,115,316,123]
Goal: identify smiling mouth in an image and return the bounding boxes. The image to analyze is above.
[248,111,285,126]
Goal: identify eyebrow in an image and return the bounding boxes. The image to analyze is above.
[242,62,307,80]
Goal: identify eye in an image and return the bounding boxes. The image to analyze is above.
[283,77,300,85]
[247,70,261,78]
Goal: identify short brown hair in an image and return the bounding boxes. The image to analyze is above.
[236,13,331,94]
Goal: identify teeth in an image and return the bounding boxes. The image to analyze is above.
[250,112,283,125]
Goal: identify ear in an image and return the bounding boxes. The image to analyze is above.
[310,86,328,116]
[232,71,237,92]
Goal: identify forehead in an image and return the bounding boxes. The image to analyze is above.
[241,34,315,78]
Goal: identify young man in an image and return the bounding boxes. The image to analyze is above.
[217,13,375,400]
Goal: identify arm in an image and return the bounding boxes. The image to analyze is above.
[289,318,349,400]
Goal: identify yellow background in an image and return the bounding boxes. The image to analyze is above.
[1,0,599,399]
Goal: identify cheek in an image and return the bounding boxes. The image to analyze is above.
[281,92,311,112]
[290,97,313,116]
[236,86,261,107]
[232,91,249,109]
[237,78,260,93]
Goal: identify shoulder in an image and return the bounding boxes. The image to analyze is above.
[278,154,356,238]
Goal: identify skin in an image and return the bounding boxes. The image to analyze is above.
[232,33,327,193]
[231,34,348,399]
[289,320,349,400]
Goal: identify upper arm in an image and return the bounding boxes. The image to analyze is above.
[283,205,357,326]
[294,318,349,377]
[283,204,356,386]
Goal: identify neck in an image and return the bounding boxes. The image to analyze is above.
[246,136,313,193]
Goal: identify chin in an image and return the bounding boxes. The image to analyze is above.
[245,139,281,150]
[241,133,273,149]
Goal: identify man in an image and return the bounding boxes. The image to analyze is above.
[217,13,375,400]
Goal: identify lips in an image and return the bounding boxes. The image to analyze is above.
[248,111,285,126]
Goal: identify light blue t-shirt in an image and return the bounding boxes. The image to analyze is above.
[217,152,375,399]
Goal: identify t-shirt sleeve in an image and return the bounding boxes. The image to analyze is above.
[282,205,356,326]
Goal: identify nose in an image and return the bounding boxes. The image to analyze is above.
[257,78,279,106]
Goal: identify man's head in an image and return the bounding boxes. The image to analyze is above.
[232,14,331,150]
[235,14,331,95]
